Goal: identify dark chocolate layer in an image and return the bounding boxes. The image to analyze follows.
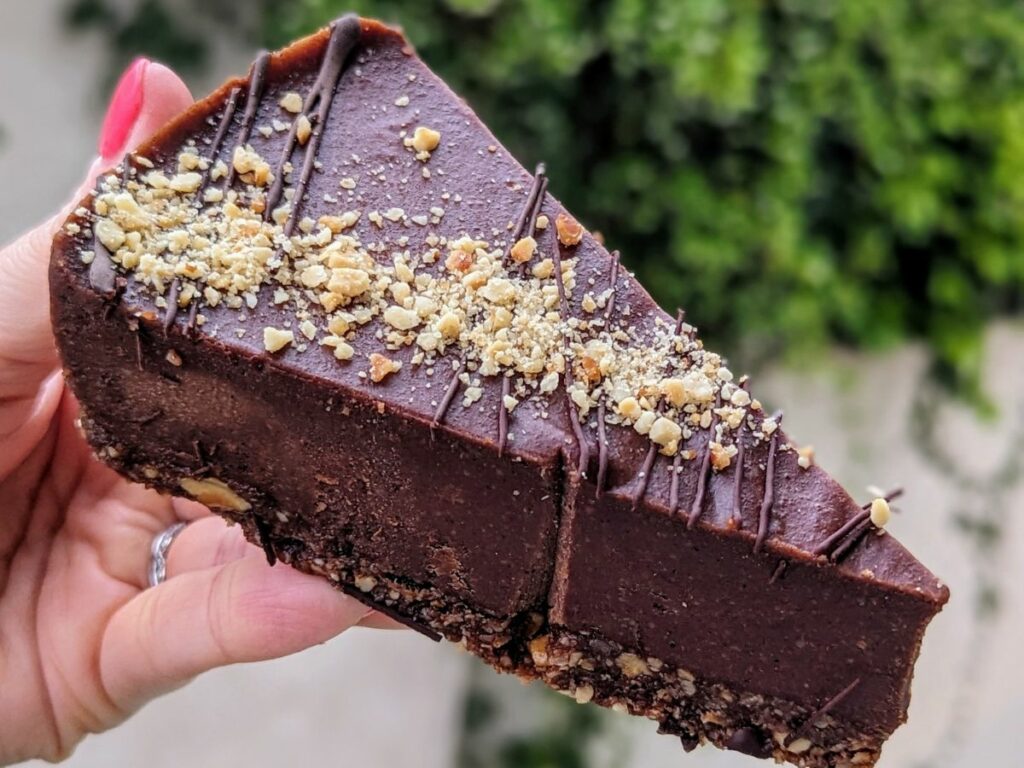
[50,16,948,767]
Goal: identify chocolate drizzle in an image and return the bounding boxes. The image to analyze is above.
[550,236,589,479]
[504,163,548,265]
[595,401,609,495]
[497,375,511,457]
[813,487,904,562]
[431,360,464,433]
[753,411,783,553]
[163,277,181,334]
[730,381,750,529]
[769,560,787,584]
[794,678,862,737]
[730,431,745,526]
[185,301,200,338]
[668,449,682,513]
[687,392,721,529]
[87,239,119,298]
[131,324,144,372]
[88,158,133,300]
[632,310,686,511]
[594,251,622,495]
[602,251,620,320]
[199,86,240,194]
[631,444,658,511]
[265,15,361,236]
[226,51,271,187]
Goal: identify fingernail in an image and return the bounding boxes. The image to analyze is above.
[98,58,149,161]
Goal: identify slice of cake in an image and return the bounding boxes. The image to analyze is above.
[49,15,948,767]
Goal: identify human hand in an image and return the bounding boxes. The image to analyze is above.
[0,59,388,764]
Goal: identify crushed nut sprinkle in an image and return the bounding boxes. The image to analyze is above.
[410,126,441,153]
[279,91,304,113]
[797,445,815,469]
[555,212,584,246]
[369,352,402,382]
[869,497,891,527]
[263,327,294,352]
[77,147,758,460]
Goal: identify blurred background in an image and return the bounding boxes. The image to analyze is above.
[4,0,1023,766]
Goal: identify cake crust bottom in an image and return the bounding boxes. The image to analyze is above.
[86,413,884,768]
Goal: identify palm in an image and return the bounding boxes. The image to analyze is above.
[1,385,215,759]
[0,376,383,764]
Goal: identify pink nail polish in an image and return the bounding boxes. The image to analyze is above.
[98,58,149,161]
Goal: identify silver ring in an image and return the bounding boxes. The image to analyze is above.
[148,522,187,588]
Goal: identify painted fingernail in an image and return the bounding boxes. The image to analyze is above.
[98,58,149,161]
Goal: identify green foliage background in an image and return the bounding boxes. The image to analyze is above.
[67,0,1024,403]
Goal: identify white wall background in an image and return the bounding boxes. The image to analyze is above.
[3,2,1022,766]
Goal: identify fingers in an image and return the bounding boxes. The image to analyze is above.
[164,515,407,627]
[100,554,374,715]
[164,516,258,575]
[0,60,193,376]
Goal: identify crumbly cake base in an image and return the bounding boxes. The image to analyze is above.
[270,527,885,768]
[84,411,884,768]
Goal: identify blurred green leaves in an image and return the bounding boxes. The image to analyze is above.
[66,0,1024,404]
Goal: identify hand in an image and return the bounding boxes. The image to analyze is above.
[0,59,388,764]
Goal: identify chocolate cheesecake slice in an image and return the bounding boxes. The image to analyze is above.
[50,15,948,767]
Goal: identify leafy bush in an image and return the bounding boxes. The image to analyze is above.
[67,0,1024,402]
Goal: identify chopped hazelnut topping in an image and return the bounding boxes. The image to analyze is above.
[539,371,560,394]
[169,172,202,193]
[321,336,354,360]
[299,320,317,340]
[535,214,549,230]
[279,91,303,113]
[709,442,733,470]
[411,126,441,153]
[232,145,273,186]
[95,219,126,251]
[616,653,650,678]
[649,417,682,454]
[384,305,421,331]
[77,143,753,463]
[797,445,815,469]
[870,497,891,527]
[369,352,401,383]
[555,212,584,246]
[573,685,594,704]
[354,574,377,592]
[436,312,462,338]
[617,396,642,421]
[295,114,313,145]
[462,386,483,406]
[528,261,555,283]
[510,236,537,264]
[633,410,656,436]
[730,387,751,407]
[786,739,812,755]
[178,477,251,512]
[263,327,294,353]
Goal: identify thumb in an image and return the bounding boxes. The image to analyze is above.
[0,59,193,373]
[99,554,375,715]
